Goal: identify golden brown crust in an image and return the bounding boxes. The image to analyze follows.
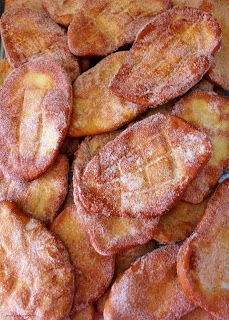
[0,8,80,81]
[51,205,115,312]
[0,201,74,319]
[172,91,229,203]
[152,199,208,243]
[78,114,212,219]
[73,132,159,255]
[5,0,44,11]
[177,179,229,319]
[104,245,194,320]
[172,0,229,90]
[69,52,146,137]
[181,307,217,320]
[0,59,12,88]
[110,7,221,106]
[71,305,95,320]
[0,58,72,181]
[0,155,68,224]
[67,0,171,56]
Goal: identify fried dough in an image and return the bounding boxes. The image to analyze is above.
[181,308,217,320]
[0,201,74,319]
[43,0,84,26]
[69,52,146,137]
[0,155,68,224]
[51,205,115,312]
[0,59,11,87]
[5,0,44,11]
[172,91,229,203]
[0,59,72,181]
[172,0,229,90]
[104,245,194,320]
[73,132,159,255]
[0,8,80,81]
[110,7,221,106]
[152,199,208,243]
[115,241,155,277]
[67,0,171,56]
[72,305,95,320]
[177,179,229,319]
[78,114,212,219]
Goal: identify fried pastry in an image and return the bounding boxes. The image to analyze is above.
[152,199,208,243]
[5,0,44,11]
[43,0,84,26]
[0,155,68,224]
[73,132,159,255]
[115,241,155,277]
[0,201,74,319]
[0,8,80,81]
[72,305,95,320]
[172,0,229,91]
[104,245,194,320]
[172,91,229,203]
[51,205,115,312]
[181,308,217,320]
[177,179,229,319]
[67,0,171,56]
[0,59,72,181]
[0,59,11,87]
[78,114,212,219]
[110,7,221,106]
[69,52,146,137]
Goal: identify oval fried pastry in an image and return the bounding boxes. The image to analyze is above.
[67,0,171,56]
[172,0,229,90]
[0,155,68,224]
[104,245,194,320]
[5,0,44,11]
[79,114,212,219]
[0,201,74,319]
[110,7,221,106]
[181,308,217,320]
[0,59,11,88]
[51,205,115,312]
[0,8,80,81]
[173,91,229,203]
[0,59,72,181]
[152,199,208,243]
[69,52,146,137]
[177,179,229,319]
[73,132,159,255]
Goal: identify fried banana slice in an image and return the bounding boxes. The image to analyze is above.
[5,0,44,11]
[0,201,74,319]
[0,8,80,81]
[115,241,155,277]
[67,0,171,56]
[51,205,115,312]
[172,91,229,203]
[73,132,159,255]
[0,59,72,181]
[72,305,95,320]
[177,179,229,319]
[172,0,229,91]
[110,7,221,106]
[78,114,211,219]
[152,199,208,243]
[104,245,194,320]
[0,155,68,224]
[181,308,217,320]
[69,52,146,137]
[43,0,84,26]
[0,59,11,87]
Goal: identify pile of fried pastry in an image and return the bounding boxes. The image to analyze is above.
[0,0,228,319]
